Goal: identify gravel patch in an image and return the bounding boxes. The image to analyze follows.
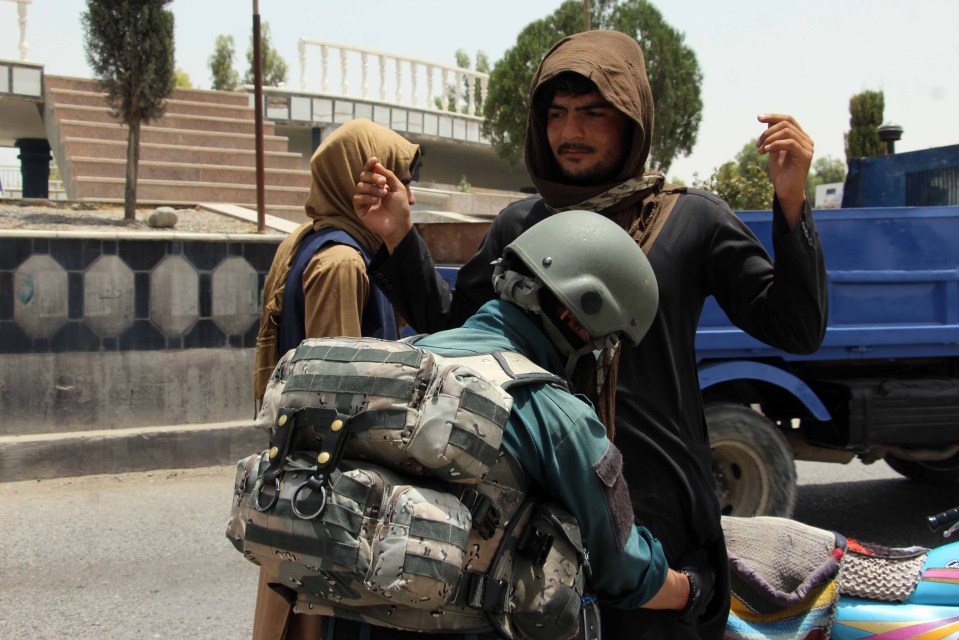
[0,200,280,235]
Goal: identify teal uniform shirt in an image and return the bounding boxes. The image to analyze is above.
[414,299,669,609]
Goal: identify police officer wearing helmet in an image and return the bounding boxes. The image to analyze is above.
[328,210,711,639]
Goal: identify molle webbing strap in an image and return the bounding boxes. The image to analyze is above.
[409,519,471,550]
[459,390,511,428]
[245,522,360,568]
[348,410,407,432]
[449,426,500,468]
[292,406,408,435]
[284,373,415,399]
[332,472,373,508]
[406,555,464,585]
[291,342,423,368]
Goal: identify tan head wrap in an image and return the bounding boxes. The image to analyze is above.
[305,118,420,254]
[253,120,418,408]
[525,30,657,211]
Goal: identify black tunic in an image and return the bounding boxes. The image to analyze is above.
[369,188,828,638]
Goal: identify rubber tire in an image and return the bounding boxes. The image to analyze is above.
[706,403,797,518]
[885,453,959,484]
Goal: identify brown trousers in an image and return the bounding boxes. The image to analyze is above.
[252,567,326,640]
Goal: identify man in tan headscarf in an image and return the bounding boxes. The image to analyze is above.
[356,30,827,639]
[252,118,419,639]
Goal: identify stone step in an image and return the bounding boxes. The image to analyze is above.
[0,421,263,482]
[51,103,274,136]
[69,157,312,189]
[74,176,310,207]
[60,137,304,170]
[46,87,256,119]
[45,74,251,107]
[168,85,253,107]
[56,119,291,152]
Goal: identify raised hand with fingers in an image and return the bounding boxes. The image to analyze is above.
[757,114,814,227]
[353,155,415,253]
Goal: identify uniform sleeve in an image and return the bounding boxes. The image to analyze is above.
[367,199,548,333]
[368,226,503,333]
[504,388,669,610]
[301,243,370,338]
[706,195,828,354]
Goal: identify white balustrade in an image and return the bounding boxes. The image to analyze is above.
[298,38,489,116]
[1,0,32,61]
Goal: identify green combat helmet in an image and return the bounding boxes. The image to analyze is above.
[493,209,659,375]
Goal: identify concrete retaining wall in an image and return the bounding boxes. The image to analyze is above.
[0,229,281,433]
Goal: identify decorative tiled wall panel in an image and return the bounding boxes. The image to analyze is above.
[0,234,280,355]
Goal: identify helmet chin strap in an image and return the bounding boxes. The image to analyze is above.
[492,259,619,379]
[540,315,596,379]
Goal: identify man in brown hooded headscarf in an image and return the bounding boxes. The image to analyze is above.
[252,118,419,640]
[355,30,827,640]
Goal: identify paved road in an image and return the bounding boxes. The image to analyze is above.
[0,466,258,640]
[1,459,956,639]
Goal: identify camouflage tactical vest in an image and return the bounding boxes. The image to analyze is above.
[227,336,590,639]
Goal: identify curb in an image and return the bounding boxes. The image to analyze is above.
[0,421,268,483]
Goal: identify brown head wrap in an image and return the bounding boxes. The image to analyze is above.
[524,31,663,436]
[525,30,656,210]
[305,118,419,254]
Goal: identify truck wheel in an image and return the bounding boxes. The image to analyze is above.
[885,454,959,484]
[706,403,797,518]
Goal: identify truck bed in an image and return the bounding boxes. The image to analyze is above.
[696,206,959,363]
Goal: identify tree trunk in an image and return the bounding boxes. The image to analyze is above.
[124,120,141,221]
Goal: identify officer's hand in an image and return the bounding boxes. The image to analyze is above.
[757,113,814,229]
[678,564,715,624]
[353,155,413,254]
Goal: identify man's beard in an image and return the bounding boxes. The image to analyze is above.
[556,143,623,185]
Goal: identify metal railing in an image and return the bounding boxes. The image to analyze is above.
[297,38,489,117]
[0,165,66,199]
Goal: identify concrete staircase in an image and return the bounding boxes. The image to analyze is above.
[43,75,311,221]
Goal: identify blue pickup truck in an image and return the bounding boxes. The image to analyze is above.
[435,204,959,518]
[696,205,959,517]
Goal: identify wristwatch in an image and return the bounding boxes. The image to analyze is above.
[679,568,701,620]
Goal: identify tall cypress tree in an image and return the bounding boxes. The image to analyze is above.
[82,0,175,221]
[845,90,885,162]
[209,35,239,92]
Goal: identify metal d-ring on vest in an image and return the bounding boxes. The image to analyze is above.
[251,475,281,512]
[289,412,351,520]
[290,474,329,520]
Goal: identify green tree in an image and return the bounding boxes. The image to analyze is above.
[694,162,773,211]
[693,138,772,210]
[244,22,288,87]
[735,139,769,177]
[605,0,702,174]
[805,155,847,204]
[436,49,491,113]
[697,137,848,209]
[82,0,175,221]
[481,0,703,172]
[482,0,584,166]
[174,67,192,88]
[209,34,239,91]
[845,89,885,161]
